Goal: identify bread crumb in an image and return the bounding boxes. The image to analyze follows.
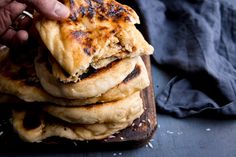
[166,130,174,134]
[138,123,143,127]
[131,123,135,127]
[206,128,211,132]
[147,142,153,149]
[113,152,123,156]
[73,142,77,146]
[177,131,183,135]
[108,135,116,139]
[120,137,124,140]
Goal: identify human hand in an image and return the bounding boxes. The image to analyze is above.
[0,0,70,47]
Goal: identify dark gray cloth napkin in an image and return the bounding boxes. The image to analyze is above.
[137,0,236,117]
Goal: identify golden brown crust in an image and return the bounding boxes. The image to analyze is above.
[34,51,138,99]
[0,1,154,143]
[44,92,142,124]
[0,48,149,106]
[35,0,153,77]
[68,0,140,24]
[12,93,144,142]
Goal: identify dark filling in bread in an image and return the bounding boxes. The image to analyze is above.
[53,58,122,84]
[122,64,141,83]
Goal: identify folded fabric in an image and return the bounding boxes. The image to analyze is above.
[137,0,236,117]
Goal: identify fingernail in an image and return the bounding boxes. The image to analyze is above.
[55,2,70,19]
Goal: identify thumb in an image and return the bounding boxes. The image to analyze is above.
[17,0,70,20]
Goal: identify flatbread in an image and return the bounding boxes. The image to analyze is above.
[12,95,144,142]
[35,0,154,77]
[0,47,149,106]
[44,92,142,124]
[35,51,138,99]
[83,56,149,103]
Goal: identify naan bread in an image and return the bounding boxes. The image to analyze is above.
[35,51,138,99]
[50,54,119,83]
[44,92,142,124]
[12,96,143,142]
[0,47,149,106]
[35,0,154,77]
[90,56,149,103]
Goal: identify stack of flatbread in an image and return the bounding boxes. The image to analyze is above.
[0,0,153,142]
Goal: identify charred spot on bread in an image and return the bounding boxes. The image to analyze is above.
[84,59,120,78]
[123,64,141,84]
[71,30,88,39]
[93,0,103,4]
[62,59,120,84]
[79,6,87,17]
[87,1,96,19]
[78,66,96,80]
[69,0,132,22]
[83,48,92,56]
[98,14,108,21]
[70,0,76,6]
[107,3,124,19]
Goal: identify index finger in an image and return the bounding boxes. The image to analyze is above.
[16,0,70,20]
